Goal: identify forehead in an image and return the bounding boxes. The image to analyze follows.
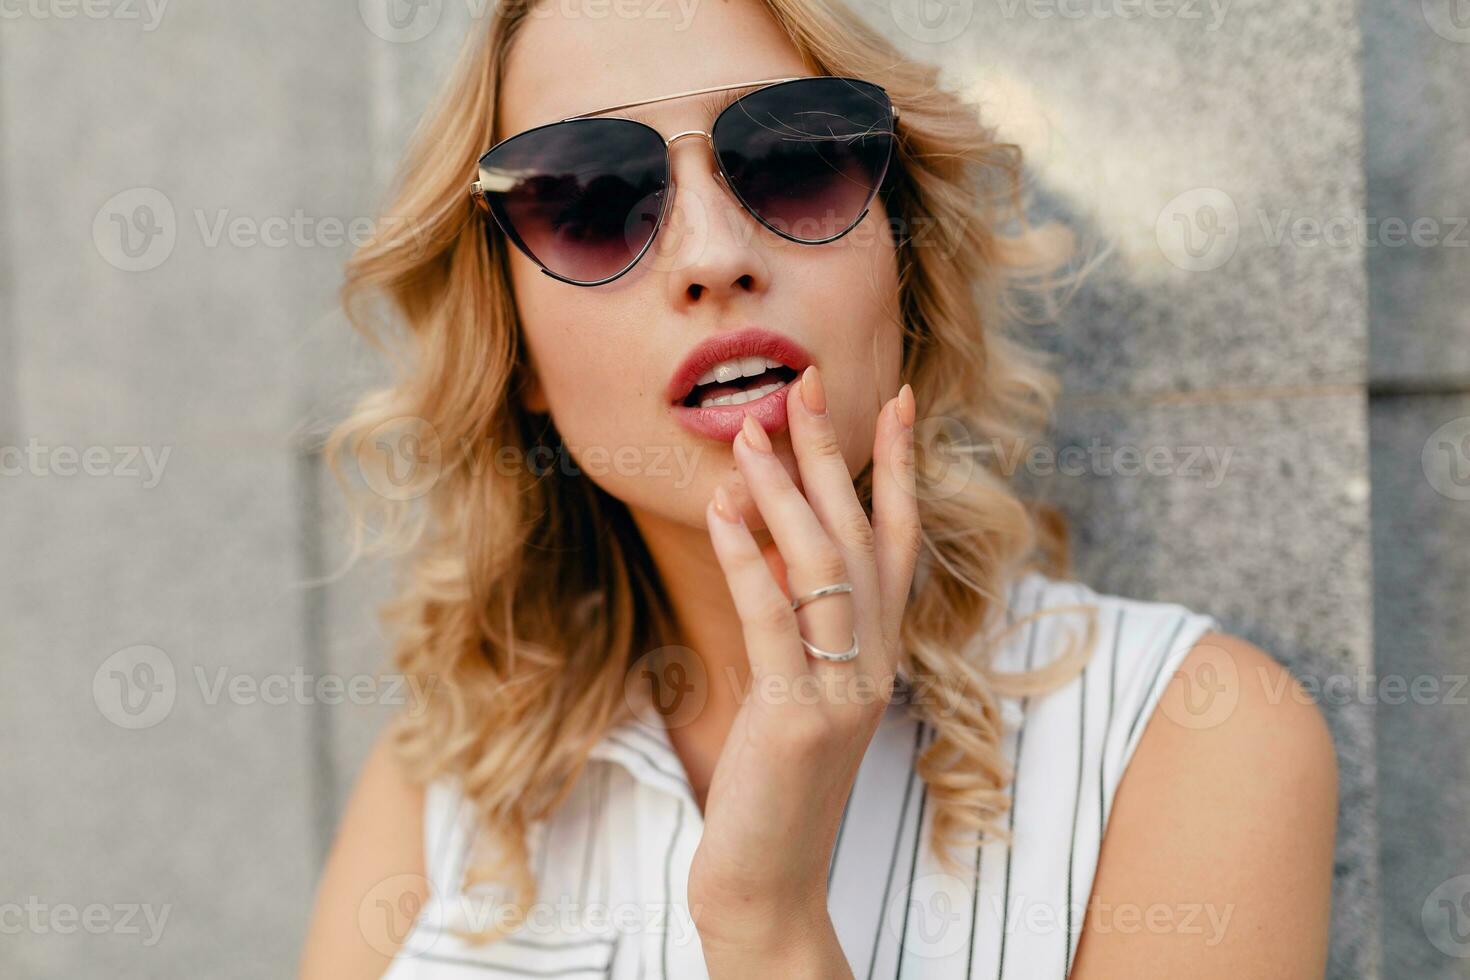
[498,0,811,136]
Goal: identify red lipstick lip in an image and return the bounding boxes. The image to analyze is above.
[671,379,799,441]
[665,327,815,407]
[667,327,814,442]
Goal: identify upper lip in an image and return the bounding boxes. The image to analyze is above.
[666,327,814,405]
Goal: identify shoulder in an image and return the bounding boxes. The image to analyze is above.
[1071,630,1338,975]
[1145,630,1339,841]
[1137,630,1338,826]
[299,723,430,978]
[1129,629,1338,838]
[1157,631,1337,783]
[1005,571,1336,815]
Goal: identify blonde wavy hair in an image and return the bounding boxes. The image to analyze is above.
[325,0,1097,944]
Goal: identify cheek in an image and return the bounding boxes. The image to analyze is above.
[513,262,614,413]
[799,217,904,465]
[511,269,666,457]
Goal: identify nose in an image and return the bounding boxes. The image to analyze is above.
[657,131,770,307]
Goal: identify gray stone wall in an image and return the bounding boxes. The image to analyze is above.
[1,1,1460,977]
[877,1,1379,976]
[1362,2,1470,978]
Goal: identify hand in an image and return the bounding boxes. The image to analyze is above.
[689,365,921,956]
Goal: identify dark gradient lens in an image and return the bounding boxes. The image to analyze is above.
[712,77,894,244]
[478,118,669,284]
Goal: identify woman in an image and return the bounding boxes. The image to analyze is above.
[299,0,1338,975]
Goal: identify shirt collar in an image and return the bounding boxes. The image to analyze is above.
[587,667,918,803]
[587,694,701,807]
[586,572,1038,799]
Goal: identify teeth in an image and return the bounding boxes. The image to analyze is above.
[695,356,784,388]
[698,380,786,409]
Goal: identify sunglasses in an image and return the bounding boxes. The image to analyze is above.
[470,75,899,286]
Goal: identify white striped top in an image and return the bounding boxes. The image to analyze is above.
[381,570,1221,978]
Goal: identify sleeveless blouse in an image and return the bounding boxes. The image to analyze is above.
[381,570,1221,978]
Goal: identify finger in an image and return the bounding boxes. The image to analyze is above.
[784,365,879,572]
[733,412,859,671]
[705,483,806,678]
[870,383,922,660]
[758,537,791,600]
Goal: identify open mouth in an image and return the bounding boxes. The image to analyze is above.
[665,329,815,442]
[680,361,802,409]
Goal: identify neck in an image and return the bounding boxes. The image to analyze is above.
[627,503,769,810]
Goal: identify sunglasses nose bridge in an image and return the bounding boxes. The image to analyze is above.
[665,128,713,150]
[665,129,733,193]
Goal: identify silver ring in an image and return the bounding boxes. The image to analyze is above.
[790,582,853,610]
[800,630,860,663]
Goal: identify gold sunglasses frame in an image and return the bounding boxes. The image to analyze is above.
[470,75,900,202]
[469,75,900,285]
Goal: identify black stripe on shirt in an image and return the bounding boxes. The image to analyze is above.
[1098,608,1124,838]
[414,951,611,976]
[895,723,936,977]
[604,735,691,792]
[995,592,1044,980]
[867,718,926,980]
[605,931,620,980]
[500,935,617,951]
[964,823,984,980]
[1064,665,1088,972]
[613,726,680,771]
[1121,614,1190,753]
[965,599,1018,980]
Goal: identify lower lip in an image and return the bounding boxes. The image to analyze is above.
[670,381,795,441]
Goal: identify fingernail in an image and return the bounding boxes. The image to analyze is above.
[800,365,827,417]
[711,484,743,524]
[897,383,915,429]
[741,413,773,454]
